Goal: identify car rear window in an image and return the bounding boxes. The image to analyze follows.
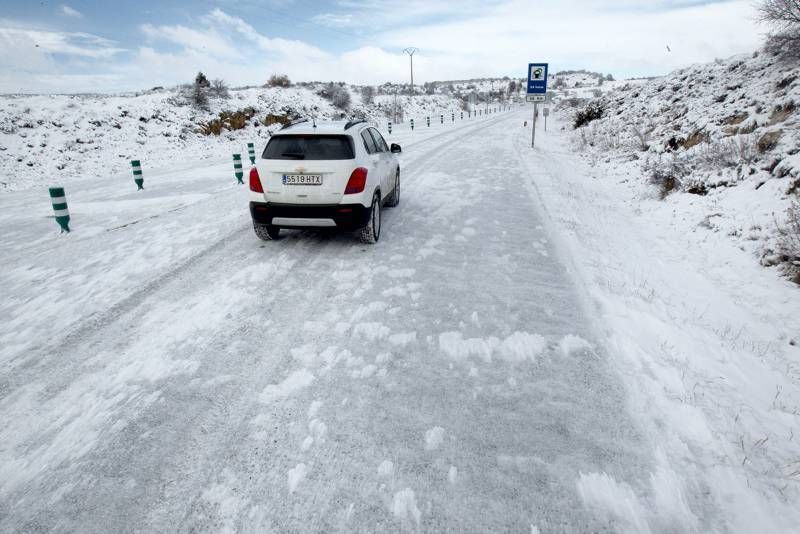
[262,135,355,160]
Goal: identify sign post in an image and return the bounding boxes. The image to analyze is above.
[526,62,549,148]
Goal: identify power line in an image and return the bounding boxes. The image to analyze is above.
[403,47,418,93]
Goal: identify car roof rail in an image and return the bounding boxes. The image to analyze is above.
[280,118,309,130]
[344,119,367,130]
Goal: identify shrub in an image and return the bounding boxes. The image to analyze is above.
[262,114,291,127]
[191,82,208,109]
[195,72,210,88]
[198,107,258,135]
[573,101,604,128]
[318,83,351,110]
[198,119,223,136]
[758,130,783,152]
[181,73,213,108]
[360,85,375,105]
[646,155,688,198]
[696,135,758,167]
[758,0,800,58]
[209,79,229,98]
[777,201,800,282]
[631,122,655,151]
[768,101,795,124]
[684,130,709,149]
[267,74,291,88]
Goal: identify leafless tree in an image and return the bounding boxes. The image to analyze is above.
[209,79,229,98]
[758,0,800,58]
[360,85,375,105]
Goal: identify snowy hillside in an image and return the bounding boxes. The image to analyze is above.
[565,51,800,281]
[0,84,477,193]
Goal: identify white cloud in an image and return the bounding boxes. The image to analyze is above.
[0,27,124,60]
[376,0,763,79]
[141,23,239,59]
[60,5,83,19]
[0,2,767,93]
[311,13,356,28]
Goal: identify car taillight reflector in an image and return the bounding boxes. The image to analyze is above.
[249,167,263,193]
[344,167,368,195]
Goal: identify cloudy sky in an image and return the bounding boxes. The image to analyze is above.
[0,0,766,94]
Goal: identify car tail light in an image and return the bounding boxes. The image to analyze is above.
[249,167,263,193]
[344,167,368,194]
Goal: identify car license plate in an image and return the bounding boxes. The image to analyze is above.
[283,174,323,186]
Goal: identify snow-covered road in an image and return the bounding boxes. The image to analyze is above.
[2,113,656,532]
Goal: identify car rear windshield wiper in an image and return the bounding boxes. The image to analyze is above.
[281,152,305,159]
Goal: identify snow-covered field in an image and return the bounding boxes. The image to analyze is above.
[0,85,497,193]
[563,52,800,279]
[522,113,800,532]
[1,65,799,530]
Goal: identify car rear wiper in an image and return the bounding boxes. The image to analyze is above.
[281,152,305,159]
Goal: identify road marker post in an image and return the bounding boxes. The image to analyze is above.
[426,116,430,127]
[49,187,70,233]
[461,111,464,120]
[388,121,392,134]
[233,154,244,184]
[451,112,455,122]
[247,142,256,164]
[410,118,415,130]
[131,160,144,190]
[440,114,444,124]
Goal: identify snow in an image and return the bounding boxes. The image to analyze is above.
[377,460,394,478]
[259,369,315,403]
[558,334,593,357]
[562,51,800,275]
[522,107,800,530]
[576,472,650,533]
[391,488,421,525]
[0,83,495,193]
[287,463,308,494]
[2,73,798,531]
[423,426,446,451]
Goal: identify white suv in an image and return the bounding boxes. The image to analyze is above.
[248,119,401,244]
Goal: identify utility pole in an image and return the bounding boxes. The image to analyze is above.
[403,47,418,94]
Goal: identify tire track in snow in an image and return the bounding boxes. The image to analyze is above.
[0,112,514,532]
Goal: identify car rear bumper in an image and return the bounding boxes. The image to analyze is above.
[250,202,371,231]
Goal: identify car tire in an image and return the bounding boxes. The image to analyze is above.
[254,223,280,241]
[385,169,400,207]
[358,193,381,244]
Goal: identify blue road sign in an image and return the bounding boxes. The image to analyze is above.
[527,63,549,94]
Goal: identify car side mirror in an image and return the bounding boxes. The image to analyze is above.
[390,143,402,154]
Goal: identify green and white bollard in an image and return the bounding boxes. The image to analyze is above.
[233,154,244,184]
[131,160,144,190]
[49,187,70,233]
[247,142,256,165]
[388,121,392,134]
[426,116,430,127]
[410,118,415,130]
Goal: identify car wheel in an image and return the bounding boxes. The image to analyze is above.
[254,223,280,241]
[358,193,381,244]
[386,169,400,207]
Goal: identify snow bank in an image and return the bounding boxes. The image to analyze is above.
[0,84,481,193]
[519,106,800,531]
[563,50,800,279]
